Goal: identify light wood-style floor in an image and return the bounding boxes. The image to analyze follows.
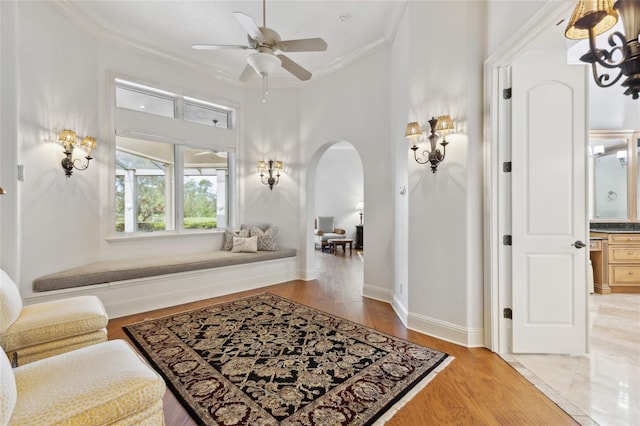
[107,251,577,425]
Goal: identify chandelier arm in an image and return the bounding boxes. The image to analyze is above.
[72,156,91,172]
[588,28,629,70]
[411,147,431,165]
[590,61,625,88]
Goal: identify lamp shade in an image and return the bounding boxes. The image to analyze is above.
[356,201,364,212]
[565,0,618,40]
[274,160,284,171]
[257,160,267,172]
[0,187,6,195]
[247,52,281,77]
[58,129,77,146]
[435,115,454,134]
[404,122,422,138]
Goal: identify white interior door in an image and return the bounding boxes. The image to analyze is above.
[511,49,588,354]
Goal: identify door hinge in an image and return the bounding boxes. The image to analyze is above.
[503,88,512,99]
[503,161,512,173]
[503,308,513,319]
[503,235,512,246]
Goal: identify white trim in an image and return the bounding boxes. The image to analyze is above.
[24,257,298,319]
[392,294,409,328]
[362,284,392,304]
[408,312,484,348]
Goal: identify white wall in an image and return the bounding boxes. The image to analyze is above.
[241,86,301,250]
[300,48,393,298]
[314,144,363,241]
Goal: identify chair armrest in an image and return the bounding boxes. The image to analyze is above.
[334,228,346,235]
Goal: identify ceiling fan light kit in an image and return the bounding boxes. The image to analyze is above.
[193,0,327,102]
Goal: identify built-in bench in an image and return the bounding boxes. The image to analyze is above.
[33,249,297,292]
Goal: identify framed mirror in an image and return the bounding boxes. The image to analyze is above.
[589,130,639,222]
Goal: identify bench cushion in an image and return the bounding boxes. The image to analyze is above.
[33,249,297,292]
[9,339,166,425]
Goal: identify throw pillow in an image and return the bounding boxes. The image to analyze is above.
[231,236,258,253]
[317,216,334,233]
[250,226,279,251]
[223,228,249,251]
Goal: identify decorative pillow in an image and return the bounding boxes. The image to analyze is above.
[250,226,279,251]
[317,216,334,233]
[231,236,258,253]
[0,270,23,333]
[223,228,249,251]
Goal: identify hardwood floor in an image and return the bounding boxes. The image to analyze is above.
[107,251,577,425]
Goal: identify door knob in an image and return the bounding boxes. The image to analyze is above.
[572,240,586,249]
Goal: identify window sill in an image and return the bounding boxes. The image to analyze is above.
[107,229,223,243]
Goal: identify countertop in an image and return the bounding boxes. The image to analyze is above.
[590,229,640,234]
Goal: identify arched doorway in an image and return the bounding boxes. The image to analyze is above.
[304,141,364,283]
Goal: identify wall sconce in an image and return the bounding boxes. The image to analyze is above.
[565,0,640,99]
[404,115,454,173]
[257,159,284,190]
[58,129,97,177]
[356,201,364,225]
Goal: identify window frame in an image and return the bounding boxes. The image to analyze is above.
[108,77,238,239]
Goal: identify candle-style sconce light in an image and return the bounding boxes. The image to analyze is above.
[257,159,284,190]
[58,129,97,177]
[404,115,454,173]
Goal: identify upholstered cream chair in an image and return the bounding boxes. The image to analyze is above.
[314,216,346,250]
[0,269,108,365]
[1,339,166,425]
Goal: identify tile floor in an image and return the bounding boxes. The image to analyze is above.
[503,293,640,426]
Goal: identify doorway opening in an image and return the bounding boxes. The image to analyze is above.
[306,141,364,289]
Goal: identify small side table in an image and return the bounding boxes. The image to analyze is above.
[328,239,353,255]
[355,225,364,250]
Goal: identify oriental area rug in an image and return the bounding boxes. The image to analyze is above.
[124,293,452,425]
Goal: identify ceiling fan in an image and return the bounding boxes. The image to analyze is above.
[192,0,327,82]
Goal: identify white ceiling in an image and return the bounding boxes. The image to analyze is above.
[58,1,406,83]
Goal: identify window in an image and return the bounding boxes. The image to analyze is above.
[113,79,235,235]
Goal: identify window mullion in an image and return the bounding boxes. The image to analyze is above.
[174,146,184,231]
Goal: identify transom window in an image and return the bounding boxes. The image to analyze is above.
[113,79,235,235]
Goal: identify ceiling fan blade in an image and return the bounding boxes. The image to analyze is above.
[233,12,265,43]
[239,63,256,81]
[279,38,328,52]
[277,54,312,81]
[191,44,250,50]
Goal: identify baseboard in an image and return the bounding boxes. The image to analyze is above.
[407,312,485,348]
[24,258,299,318]
[391,294,408,328]
[362,284,392,303]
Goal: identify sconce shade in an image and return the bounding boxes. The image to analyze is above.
[247,52,281,77]
[435,115,454,134]
[565,0,618,39]
[404,122,422,138]
[257,160,267,172]
[356,201,364,211]
[58,129,77,150]
[81,136,97,156]
[274,160,284,171]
